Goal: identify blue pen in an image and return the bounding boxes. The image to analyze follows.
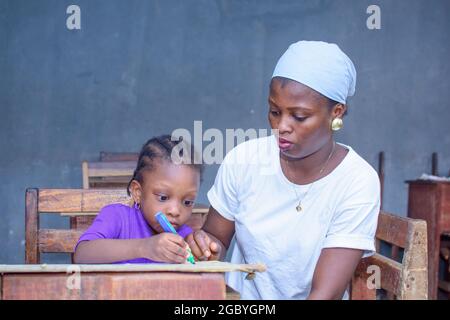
[155,211,195,264]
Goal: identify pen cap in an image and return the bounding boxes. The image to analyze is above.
[155,211,178,234]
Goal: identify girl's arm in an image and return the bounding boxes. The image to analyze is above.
[307,248,364,300]
[74,238,145,264]
[74,234,190,264]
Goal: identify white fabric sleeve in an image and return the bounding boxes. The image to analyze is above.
[207,150,240,221]
[322,171,380,258]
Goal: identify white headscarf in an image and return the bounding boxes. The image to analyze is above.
[272,40,356,104]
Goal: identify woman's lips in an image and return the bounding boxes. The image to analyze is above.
[278,138,293,150]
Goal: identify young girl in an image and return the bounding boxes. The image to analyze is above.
[74,135,203,264]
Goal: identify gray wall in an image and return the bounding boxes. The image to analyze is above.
[1,0,449,263]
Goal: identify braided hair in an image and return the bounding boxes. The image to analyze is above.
[127,134,203,196]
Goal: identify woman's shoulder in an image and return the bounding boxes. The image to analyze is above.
[339,145,380,188]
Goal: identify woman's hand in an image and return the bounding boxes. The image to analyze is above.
[185,230,222,261]
[139,233,190,264]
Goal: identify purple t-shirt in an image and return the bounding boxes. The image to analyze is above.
[75,203,193,264]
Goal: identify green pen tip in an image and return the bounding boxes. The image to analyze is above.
[187,255,195,264]
[186,248,195,264]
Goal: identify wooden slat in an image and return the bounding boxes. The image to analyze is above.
[0,261,266,274]
[39,189,210,215]
[87,161,136,177]
[354,253,402,297]
[351,273,376,300]
[38,189,131,213]
[100,152,139,162]
[39,229,83,253]
[89,176,132,184]
[2,272,225,300]
[82,161,89,189]
[25,189,39,264]
[70,216,96,229]
[375,211,410,248]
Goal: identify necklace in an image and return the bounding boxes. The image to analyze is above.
[287,141,336,212]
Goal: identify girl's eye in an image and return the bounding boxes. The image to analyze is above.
[183,200,194,207]
[157,195,168,202]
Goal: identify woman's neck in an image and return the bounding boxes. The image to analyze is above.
[280,139,343,185]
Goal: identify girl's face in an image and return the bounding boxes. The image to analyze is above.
[130,160,200,233]
[268,77,343,160]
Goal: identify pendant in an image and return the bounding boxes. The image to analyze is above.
[296,204,302,212]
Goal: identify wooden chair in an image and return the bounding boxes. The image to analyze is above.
[25,188,209,264]
[81,160,136,189]
[351,211,428,300]
[81,151,140,189]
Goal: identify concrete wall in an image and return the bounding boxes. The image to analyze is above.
[1,0,449,263]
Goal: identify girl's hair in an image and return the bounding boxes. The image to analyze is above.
[127,134,203,196]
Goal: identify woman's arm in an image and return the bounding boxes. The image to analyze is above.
[73,233,189,264]
[186,206,235,261]
[307,248,364,300]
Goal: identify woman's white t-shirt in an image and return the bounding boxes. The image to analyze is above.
[207,135,380,299]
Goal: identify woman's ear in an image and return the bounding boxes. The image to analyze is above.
[332,103,347,118]
[129,180,143,204]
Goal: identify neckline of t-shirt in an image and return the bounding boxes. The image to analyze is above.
[273,136,355,190]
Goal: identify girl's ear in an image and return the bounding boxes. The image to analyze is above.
[129,180,143,204]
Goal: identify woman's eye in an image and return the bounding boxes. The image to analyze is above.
[183,200,194,207]
[157,195,168,202]
[269,110,280,116]
[293,115,307,122]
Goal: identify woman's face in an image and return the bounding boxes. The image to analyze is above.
[130,160,200,233]
[268,77,338,160]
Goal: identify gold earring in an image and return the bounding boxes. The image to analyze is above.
[331,118,343,131]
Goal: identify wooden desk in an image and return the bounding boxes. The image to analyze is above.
[0,262,263,300]
[406,180,450,299]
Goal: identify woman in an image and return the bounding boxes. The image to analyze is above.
[186,40,380,300]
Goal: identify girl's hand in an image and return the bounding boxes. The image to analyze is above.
[186,230,222,261]
[140,233,190,263]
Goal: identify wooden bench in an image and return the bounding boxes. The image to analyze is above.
[351,211,428,299]
[25,188,209,263]
[24,188,236,300]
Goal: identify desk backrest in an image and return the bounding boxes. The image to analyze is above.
[25,188,208,264]
[351,211,428,300]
